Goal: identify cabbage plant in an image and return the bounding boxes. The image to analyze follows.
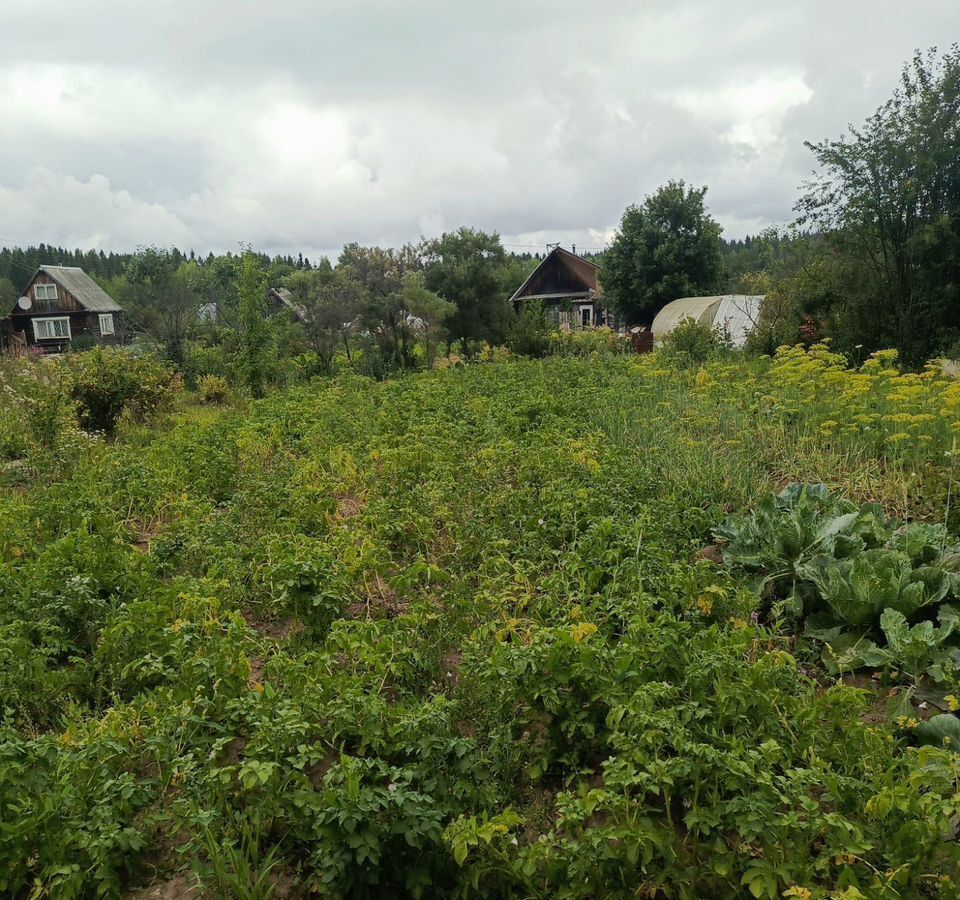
[798,549,951,627]
[858,606,960,684]
[714,483,884,609]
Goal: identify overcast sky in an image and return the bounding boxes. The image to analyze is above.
[0,1,956,260]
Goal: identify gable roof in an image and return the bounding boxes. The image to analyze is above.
[29,265,123,312]
[268,286,307,320]
[509,246,602,304]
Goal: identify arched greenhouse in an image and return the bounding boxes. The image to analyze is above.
[651,294,764,348]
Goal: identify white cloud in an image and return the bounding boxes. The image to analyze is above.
[0,170,192,248]
[669,75,815,152]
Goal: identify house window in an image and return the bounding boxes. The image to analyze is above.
[34,284,59,301]
[33,317,71,340]
[580,305,593,328]
[99,313,115,335]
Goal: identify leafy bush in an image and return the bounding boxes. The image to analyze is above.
[550,326,629,356]
[0,356,79,456]
[68,334,97,353]
[184,340,233,381]
[198,374,230,404]
[660,316,731,364]
[508,300,552,358]
[64,349,179,434]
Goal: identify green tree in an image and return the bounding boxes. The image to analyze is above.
[604,181,724,325]
[124,247,202,366]
[402,273,455,368]
[508,299,552,358]
[338,243,423,370]
[236,251,270,398]
[285,266,360,373]
[0,276,16,312]
[733,228,853,354]
[422,228,512,353]
[797,46,960,363]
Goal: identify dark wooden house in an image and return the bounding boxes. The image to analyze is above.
[5,265,124,353]
[509,246,611,329]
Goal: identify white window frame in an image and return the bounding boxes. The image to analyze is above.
[579,304,594,328]
[32,317,71,340]
[98,313,115,335]
[34,283,59,301]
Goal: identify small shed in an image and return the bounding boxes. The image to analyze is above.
[509,246,611,329]
[6,265,124,353]
[652,295,764,348]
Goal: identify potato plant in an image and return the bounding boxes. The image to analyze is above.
[2,349,960,898]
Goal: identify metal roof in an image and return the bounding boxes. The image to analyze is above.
[37,265,123,312]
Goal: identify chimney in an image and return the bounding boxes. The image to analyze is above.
[572,243,577,255]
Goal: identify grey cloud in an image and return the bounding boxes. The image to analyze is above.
[0,0,957,257]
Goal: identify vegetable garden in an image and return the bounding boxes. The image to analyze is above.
[3,345,960,898]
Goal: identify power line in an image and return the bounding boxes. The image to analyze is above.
[502,242,608,251]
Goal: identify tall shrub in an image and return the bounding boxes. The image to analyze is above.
[65,349,178,434]
[236,251,270,399]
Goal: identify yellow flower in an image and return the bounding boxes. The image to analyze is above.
[895,716,920,729]
[570,622,598,643]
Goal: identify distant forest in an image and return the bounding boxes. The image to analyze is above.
[0,238,752,296]
[0,245,319,294]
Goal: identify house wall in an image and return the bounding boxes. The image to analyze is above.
[542,299,611,330]
[23,271,84,313]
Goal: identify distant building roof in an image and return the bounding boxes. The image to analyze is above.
[268,286,307,320]
[509,246,602,305]
[34,265,123,312]
[651,294,764,349]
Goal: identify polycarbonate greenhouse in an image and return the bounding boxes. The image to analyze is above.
[651,294,764,348]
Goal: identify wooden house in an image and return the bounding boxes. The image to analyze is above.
[509,246,612,329]
[6,265,124,353]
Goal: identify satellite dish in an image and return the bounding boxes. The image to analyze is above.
[17,296,31,310]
